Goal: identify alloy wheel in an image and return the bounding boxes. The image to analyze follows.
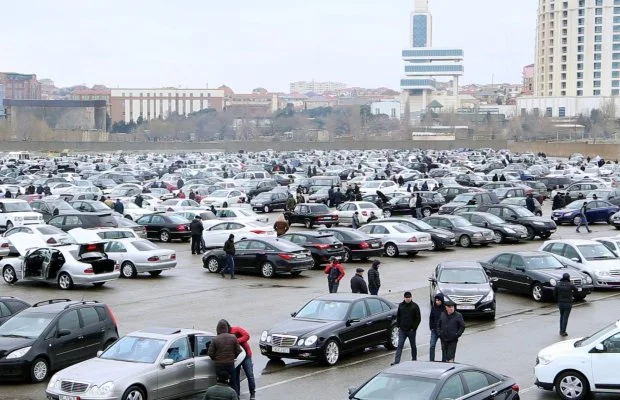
[261,262,275,278]
[207,257,220,273]
[3,266,16,284]
[324,340,340,365]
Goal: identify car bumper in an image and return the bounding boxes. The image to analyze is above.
[531,225,556,235]
[351,248,384,259]
[592,277,620,288]
[135,261,177,272]
[534,379,554,391]
[72,271,120,285]
[397,241,434,252]
[453,301,496,317]
[275,259,314,273]
[534,364,558,391]
[170,232,192,240]
[434,236,456,247]
[551,215,573,224]
[545,285,593,296]
[259,344,323,361]
[313,250,346,265]
[503,231,528,241]
[470,236,494,244]
[46,390,117,400]
[0,359,30,381]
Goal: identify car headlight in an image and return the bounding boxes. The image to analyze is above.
[563,212,574,217]
[6,346,31,359]
[481,290,494,303]
[595,270,611,277]
[537,353,556,365]
[585,275,593,284]
[504,228,515,234]
[47,373,60,390]
[304,335,318,346]
[549,278,557,286]
[255,203,262,206]
[88,382,114,396]
[473,232,482,237]
[532,221,545,226]
[260,331,268,342]
[13,216,23,221]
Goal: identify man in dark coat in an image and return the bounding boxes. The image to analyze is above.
[499,174,506,181]
[421,181,429,191]
[328,186,335,207]
[367,260,381,295]
[333,188,344,207]
[190,216,204,255]
[438,301,465,362]
[350,268,368,294]
[552,192,564,210]
[177,178,184,189]
[555,273,577,336]
[207,319,243,396]
[222,234,236,279]
[397,175,405,187]
[4,189,11,199]
[351,211,361,229]
[113,199,124,214]
[525,193,536,213]
[134,193,144,208]
[392,291,421,365]
[492,174,499,182]
[428,293,444,362]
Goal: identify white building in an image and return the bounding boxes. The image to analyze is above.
[370,100,401,119]
[289,81,347,94]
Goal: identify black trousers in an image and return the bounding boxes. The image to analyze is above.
[191,235,201,254]
[559,305,572,334]
[441,340,458,362]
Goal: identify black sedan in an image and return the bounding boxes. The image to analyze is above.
[423,215,494,248]
[481,251,594,302]
[477,204,556,240]
[459,212,529,244]
[428,261,496,319]
[284,203,338,228]
[348,361,520,400]
[202,237,313,278]
[259,294,398,365]
[134,213,191,242]
[0,296,29,326]
[280,231,345,268]
[381,217,456,251]
[317,227,383,262]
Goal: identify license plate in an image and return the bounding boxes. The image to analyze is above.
[272,346,290,353]
[160,255,169,261]
[577,288,582,292]
[419,237,428,241]
[323,217,332,220]
[60,396,78,400]
[458,305,475,310]
[550,229,556,232]
[552,217,558,220]
[371,243,380,248]
[520,234,527,238]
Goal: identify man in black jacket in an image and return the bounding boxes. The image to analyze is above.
[367,260,381,295]
[222,234,236,279]
[552,192,564,210]
[525,193,536,213]
[555,273,577,336]
[392,291,421,365]
[350,268,369,294]
[189,216,204,255]
[428,293,444,361]
[438,301,465,362]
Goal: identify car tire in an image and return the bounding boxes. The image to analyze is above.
[159,230,171,243]
[57,272,74,290]
[422,208,432,217]
[535,211,542,216]
[540,232,552,239]
[205,257,221,273]
[122,385,146,400]
[384,243,399,257]
[2,265,17,284]
[555,370,589,400]
[121,261,137,278]
[531,283,545,302]
[5,221,13,230]
[124,215,133,220]
[343,248,352,263]
[572,215,581,226]
[149,270,162,277]
[385,324,399,350]
[322,339,341,366]
[264,205,270,213]
[526,226,536,240]
[459,235,472,248]
[261,261,275,278]
[493,230,505,244]
[304,219,313,229]
[312,255,321,270]
[30,357,49,383]
[383,209,392,217]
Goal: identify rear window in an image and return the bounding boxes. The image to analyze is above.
[309,205,330,213]
[35,226,65,235]
[167,215,190,224]
[358,203,378,209]
[309,235,336,244]
[132,240,159,251]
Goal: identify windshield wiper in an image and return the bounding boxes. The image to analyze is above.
[0,334,32,339]
[591,256,613,260]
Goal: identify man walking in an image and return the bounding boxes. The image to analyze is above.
[576,201,591,233]
[229,324,256,400]
[113,198,124,214]
[428,294,444,362]
[367,260,381,295]
[207,319,243,396]
[352,211,361,229]
[438,300,465,362]
[392,291,421,365]
[525,193,536,213]
[203,370,238,400]
[350,268,369,294]
[555,273,577,336]
[324,257,345,293]
[190,215,204,255]
[415,193,423,219]
[222,234,236,279]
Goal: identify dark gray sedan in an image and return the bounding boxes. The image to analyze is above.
[422,215,494,248]
[459,212,528,244]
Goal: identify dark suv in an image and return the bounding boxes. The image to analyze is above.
[0,299,119,382]
[0,296,30,326]
[280,231,345,268]
[47,212,118,231]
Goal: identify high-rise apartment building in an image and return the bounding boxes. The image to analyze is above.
[535,0,620,97]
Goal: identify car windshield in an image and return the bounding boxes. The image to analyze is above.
[89,202,110,211]
[313,188,329,195]
[295,300,350,321]
[0,313,54,339]
[309,204,329,213]
[438,268,487,284]
[451,216,472,227]
[210,190,229,198]
[565,200,588,209]
[523,255,565,269]
[359,203,378,209]
[513,207,535,217]
[453,193,475,203]
[575,322,620,348]
[482,214,506,224]
[363,182,383,188]
[3,202,33,212]
[577,244,617,260]
[352,373,438,400]
[100,335,167,363]
[132,240,160,251]
[167,215,190,224]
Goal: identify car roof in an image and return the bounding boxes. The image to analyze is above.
[498,251,550,257]
[129,327,212,339]
[26,299,103,313]
[438,261,482,268]
[284,231,333,237]
[0,198,27,203]
[313,293,375,302]
[383,360,463,378]
[543,239,600,245]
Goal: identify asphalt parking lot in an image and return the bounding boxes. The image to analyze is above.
[3,201,620,400]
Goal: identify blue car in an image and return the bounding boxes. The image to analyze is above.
[551,199,619,225]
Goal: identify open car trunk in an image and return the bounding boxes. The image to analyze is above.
[78,243,115,274]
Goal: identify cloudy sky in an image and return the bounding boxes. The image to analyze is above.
[2,0,538,92]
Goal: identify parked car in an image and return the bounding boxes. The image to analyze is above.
[492,187,528,201]
[105,238,177,278]
[0,299,119,382]
[91,227,142,240]
[29,198,75,223]
[423,215,494,248]
[316,227,383,262]
[200,189,245,208]
[280,231,345,268]
[586,187,620,206]
[48,212,118,232]
[112,217,148,239]
[459,212,528,244]
[3,224,71,245]
[284,203,339,228]
[259,294,398,365]
[482,251,593,302]
[0,296,29,326]
[358,221,433,257]
[435,186,477,203]
[308,187,330,205]
[67,200,113,214]
[557,181,607,198]
[245,179,278,200]
[135,213,191,243]
[0,199,44,230]
[214,207,268,223]
[477,204,557,240]
[439,191,499,214]
[202,236,313,278]
[250,191,289,213]
[202,220,275,249]
[551,200,619,225]
[154,199,201,212]
[500,196,543,216]
[335,201,382,226]
[380,217,456,251]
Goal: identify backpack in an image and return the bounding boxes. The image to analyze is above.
[328,265,340,282]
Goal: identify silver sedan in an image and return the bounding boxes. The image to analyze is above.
[46,328,245,400]
[104,238,177,278]
[358,222,433,257]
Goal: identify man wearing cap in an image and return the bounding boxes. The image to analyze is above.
[555,273,577,336]
[352,211,361,229]
[222,234,236,279]
[324,257,345,293]
[367,260,381,295]
[438,300,465,362]
[392,291,421,365]
[190,215,204,255]
[350,268,369,294]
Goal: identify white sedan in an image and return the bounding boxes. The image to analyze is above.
[3,224,70,245]
[104,238,176,278]
[122,202,155,220]
[335,201,382,226]
[202,220,275,249]
[359,180,399,195]
[49,182,76,195]
[358,221,433,257]
[154,199,201,212]
[200,189,246,208]
[214,207,269,223]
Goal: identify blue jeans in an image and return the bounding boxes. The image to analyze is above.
[369,287,379,295]
[236,356,256,395]
[429,330,440,361]
[394,329,417,364]
[576,211,590,232]
[223,254,235,277]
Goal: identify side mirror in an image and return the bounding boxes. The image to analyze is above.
[160,358,174,367]
[571,257,581,263]
[291,311,297,317]
[595,343,605,352]
[428,277,437,282]
[57,329,71,338]
[97,350,103,357]
[348,386,358,396]
[346,318,360,326]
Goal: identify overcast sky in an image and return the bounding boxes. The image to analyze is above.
[2,0,538,92]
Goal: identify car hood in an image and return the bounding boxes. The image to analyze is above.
[437,283,492,297]
[553,207,579,214]
[518,216,553,223]
[530,268,584,280]
[0,336,36,356]
[269,318,340,337]
[538,338,581,358]
[456,226,490,234]
[53,357,155,384]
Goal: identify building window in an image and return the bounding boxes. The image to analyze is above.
[615,25,620,32]
[391,108,397,118]
[595,44,602,52]
[577,54,584,61]
[615,7,620,14]
[595,35,602,43]
[594,71,601,79]
[577,81,583,88]
[577,72,583,79]
[577,90,583,96]
[562,55,567,62]
[561,73,567,80]
[594,90,601,95]
[545,107,552,117]
[614,62,620,69]
[578,18,584,25]
[577,45,584,52]
[613,80,620,87]
[578,36,584,43]
[412,15,428,47]
[594,62,602,69]
[613,89,620,95]
[562,28,567,35]
[614,71,620,79]
[596,17,603,25]
[595,53,602,61]
[596,8,603,15]
[578,27,584,35]
[596,0,603,5]
[559,107,566,117]
[594,81,601,88]
[561,82,566,89]
[578,9,584,16]
[549,83,553,90]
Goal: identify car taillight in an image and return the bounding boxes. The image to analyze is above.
[407,236,418,242]
[361,211,368,216]
[47,237,57,244]
[511,384,520,392]
[0,242,8,248]
[250,229,266,234]
[84,268,94,274]
[312,244,330,250]
[176,225,186,231]
[278,253,294,260]
[114,262,120,271]
[170,254,176,260]
[359,241,369,249]
[148,256,160,262]
[106,304,118,328]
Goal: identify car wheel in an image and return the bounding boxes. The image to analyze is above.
[493,230,505,244]
[572,215,581,226]
[122,385,146,400]
[57,272,74,290]
[304,218,313,229]
[264,205,270,213]
[322,339,341,366]
[343,248,352,263]
[261,261,275,278]
[535,211,542,216]
[531,283,544,302]
[540,232,552,239]
[124,214,133,220]
[325,223,333,228]
[384,243,399,257]
[121,261,137,278]
[223,202,228,208]
[526,226,536,240]
[5,221,13,230]
[383,209,392,217]
[149,270,162,277]
[2,266,17,284]
[159,230,171,242]
[205,257,221,273]
[422,208,432,217]
[312,255,321,270]
[30,357,49,383]
[555,371,589,400]
[385,324,399,350]
[459,235,472,248]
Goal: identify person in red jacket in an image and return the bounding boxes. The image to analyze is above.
[229,324,256,400]
[324,257,345,293]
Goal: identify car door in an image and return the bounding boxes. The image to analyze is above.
[149,215,166,237]
[369,225,389,243]
[63,215,84,231]
[157,337,195,399]
[49,309,85,369]
[590,331,620,388]
[365,298,394,345]
[244,240,272,271]
[104,241,126,265]
[77,306,106,358]
[506,255,532,293]
[338,300,372,352]
[230,240,252,270]
[192,334,216,392]
[486,254,513,290]
[337,203,352,224]
[460,370,506,400]
[436,374,466,400]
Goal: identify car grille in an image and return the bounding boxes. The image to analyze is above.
[609,270,620,277]
[571,278,582,286]
[483,231,493,238]
[23,216,40,221]
[449,295,483,304]
[271,334,298,347]
[60,381,89,393]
